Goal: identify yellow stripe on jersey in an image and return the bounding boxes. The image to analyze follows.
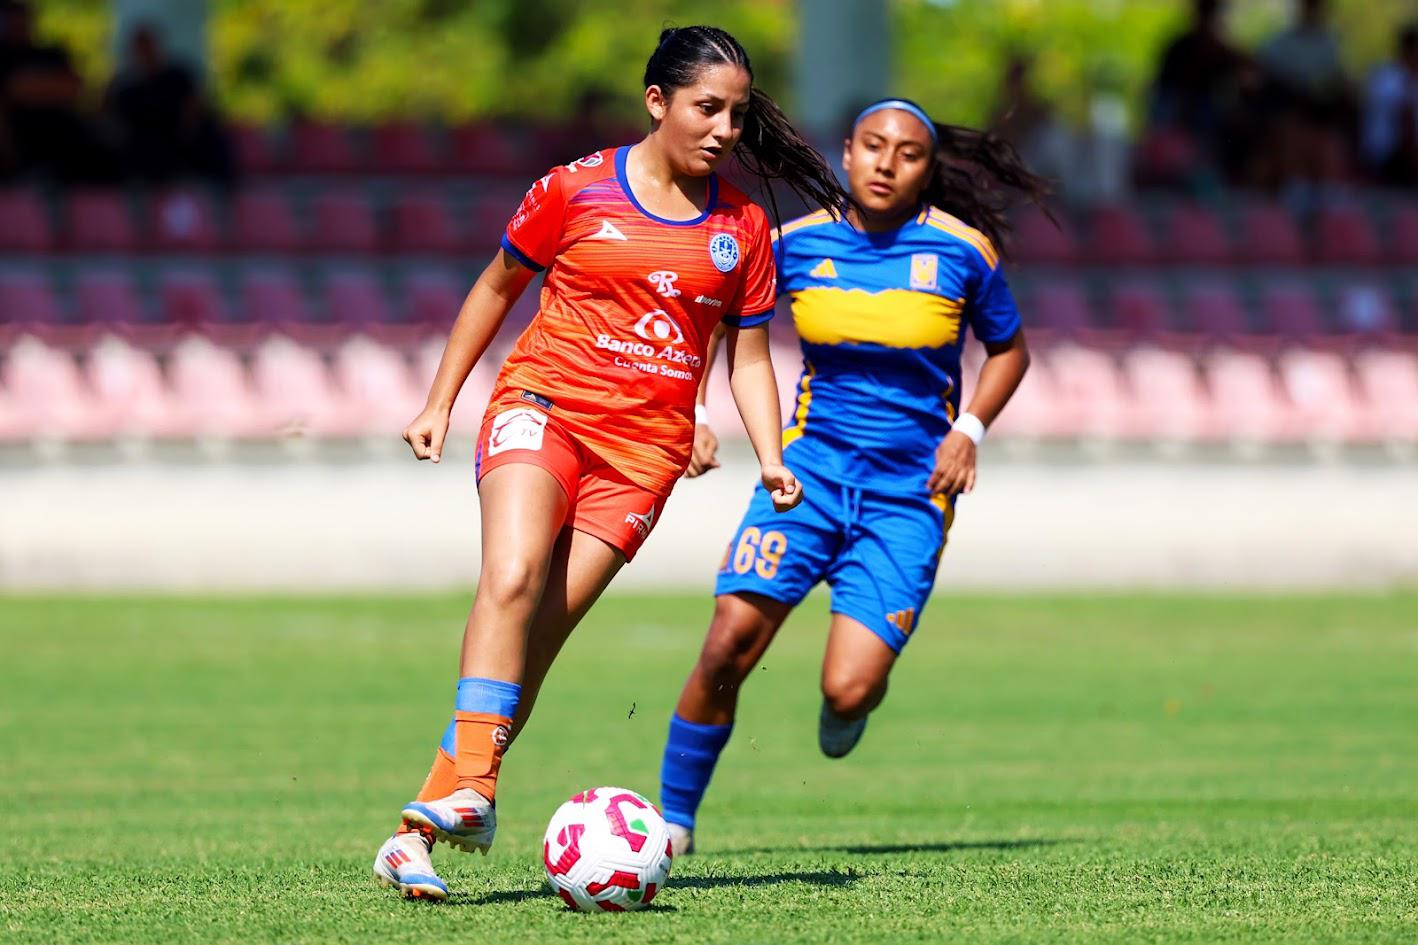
[777,209,837,239]
[781,360,816,448]
[924,208,999,270]
[930,492,957,554]
[791,287,964,349]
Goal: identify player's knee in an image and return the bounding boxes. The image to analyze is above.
[698,600,772,684]
[821,671,884,720]
[478,557,543,610]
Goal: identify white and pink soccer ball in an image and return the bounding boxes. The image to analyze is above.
[542,786,673,912]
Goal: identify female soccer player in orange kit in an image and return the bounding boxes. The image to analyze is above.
[371,26,851,899]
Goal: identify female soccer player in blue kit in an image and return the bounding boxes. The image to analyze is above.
[659,98,1048,853]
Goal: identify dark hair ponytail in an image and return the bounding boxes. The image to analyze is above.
[644,26,851,221]
[921,121,1052,255]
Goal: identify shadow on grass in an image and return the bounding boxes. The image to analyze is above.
[455,868,862,908]
[721,837,1071,857]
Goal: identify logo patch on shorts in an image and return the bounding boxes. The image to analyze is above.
[520,390,555,410]
[709,233,740,272]
[488,407,547,456]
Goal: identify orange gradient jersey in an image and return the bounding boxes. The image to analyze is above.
[488,146,777,494]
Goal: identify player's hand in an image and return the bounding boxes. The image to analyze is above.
[761,463,803,512]
[685,422,721,478]
[928,430,976,498]
[403,406,450,463]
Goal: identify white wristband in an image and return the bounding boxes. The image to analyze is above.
[953,411,986,445]
[694,403,710,425]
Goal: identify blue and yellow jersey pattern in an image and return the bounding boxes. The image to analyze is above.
[774,206,1021,495]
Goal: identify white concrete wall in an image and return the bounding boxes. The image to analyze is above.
[3,448,1415,591]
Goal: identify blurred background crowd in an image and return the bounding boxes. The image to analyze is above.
[1,0,1416,454]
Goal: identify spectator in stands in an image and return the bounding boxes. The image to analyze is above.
[1141,0,1257,191]
[1254,0,1354,196]
[104,22,234,185]
[991,54,1070,185]
[1361,23,1418,186]
[0,0,114,182]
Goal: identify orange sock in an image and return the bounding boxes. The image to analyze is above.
[415,746,458,802]
[453,710,512,801]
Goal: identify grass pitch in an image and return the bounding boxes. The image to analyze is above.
[1,591,1415,943]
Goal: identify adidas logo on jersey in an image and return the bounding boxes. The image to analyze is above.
[810,258,838,279]
[591,220,628,241]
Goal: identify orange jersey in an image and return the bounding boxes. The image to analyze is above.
[488,146,777,495]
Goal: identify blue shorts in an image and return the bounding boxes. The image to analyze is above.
[714,466,955,653]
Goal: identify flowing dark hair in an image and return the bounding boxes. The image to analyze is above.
[643,26,851,223]
[921,120,1052,256]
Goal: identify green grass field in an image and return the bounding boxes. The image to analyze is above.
[2,592,1416,943]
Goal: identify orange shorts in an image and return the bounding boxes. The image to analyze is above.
[475,401,669,562]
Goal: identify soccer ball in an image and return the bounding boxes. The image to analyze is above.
[542,786,673,912]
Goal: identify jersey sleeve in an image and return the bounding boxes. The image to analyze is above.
[722,208,777,328]
[500,169,566,272]
[967,264,1022,344]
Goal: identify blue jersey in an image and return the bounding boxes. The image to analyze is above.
[774,206,1021,496]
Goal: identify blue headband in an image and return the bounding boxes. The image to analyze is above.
[853,99,937,145]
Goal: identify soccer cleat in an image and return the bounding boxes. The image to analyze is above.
[667,822,695,858]
[400,787,497,854]
[818,700,868,758]
[373,830,449,901]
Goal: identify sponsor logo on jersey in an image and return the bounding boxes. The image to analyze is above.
[910,253,939,291]
[633,309,685,345]
[709,232,740,272]
[487,407,548,456]
[809,258,838,279]
[567,152,605,171]
[695,294,723,308]
[590,220,628,241]
[624,505,656,539]
[647,270,681,298]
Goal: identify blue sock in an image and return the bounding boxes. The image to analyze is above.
[455,677,521,717]
[659,713,733,829]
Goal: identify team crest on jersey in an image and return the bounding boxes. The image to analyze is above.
[910,253,939,291]
[567,152,605,171]
[709,233,740,272]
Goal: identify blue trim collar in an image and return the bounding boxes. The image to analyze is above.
[615,146,718,227]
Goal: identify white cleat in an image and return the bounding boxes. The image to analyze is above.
[373,830,448,901]
[818,701,868,758]
[400,787,497,854]
[667,823,695,858]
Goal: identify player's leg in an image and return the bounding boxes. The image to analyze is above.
[508,526,625,744]
[659,471,840,851]
[816,490,951,758]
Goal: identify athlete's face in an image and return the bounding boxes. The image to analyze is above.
[646,63,751,176]
[843,109,935,219]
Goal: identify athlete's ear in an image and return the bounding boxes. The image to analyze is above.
[841,136,853,175]
[645,85,669,123]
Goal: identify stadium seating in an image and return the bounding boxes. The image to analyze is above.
[232,189,303,253]
[1203,349,1297,443]
[374,122,443,175]
[1009,204,1078,266]
[392,192,464,255]
[1088,204,1156,266]
[0,272,64,341]
[1236,204,1305,266]
[290,121,364,175]
[152,191,223,253]
[0,189,55,253]
[311,191,379,254]
[1122,346,1216,442]
[1315,204,1383,266]
[1181,282,1251,344]
[1161,204,1230,265]
[65,191,140,253]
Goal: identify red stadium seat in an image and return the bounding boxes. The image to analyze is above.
[157,269,261,348]
[290,121,364,174]
[1,337,111,440]
[0,189,55,252]
[240,268,313,335]
[232,190,303,254]
[1389,205,1418,265]
[1181,282,1251,342]
[374,122,442,175]
[1088,205,1156,266]
[65,190,140,253]
[1108,282,1171,339]
[450,123,527,176]
[85,337,190,438]
[1236,204,1304,266]
[1122,346,1216,441]
[151,191,222,253]
[391,192,463,255]
[985,354,1064,439]
[1354,350,1418,443]
[1314,204,1382,266]
[1029,280,1094,337]
[74,270,177,347]
[1259,282,1326,340]
[1202,350,1297,443]
[0,272,63,341]
[403,268,464,334]
[168,338,271,438]
[1160,203,1230,265]
[311,190,379,254]
[1277,349,1368,442]
[324,271,393,328]
[230,123,282,175]
[1046,344,1134,438]
[1008,204,1078,266]
[467,190,522,249]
